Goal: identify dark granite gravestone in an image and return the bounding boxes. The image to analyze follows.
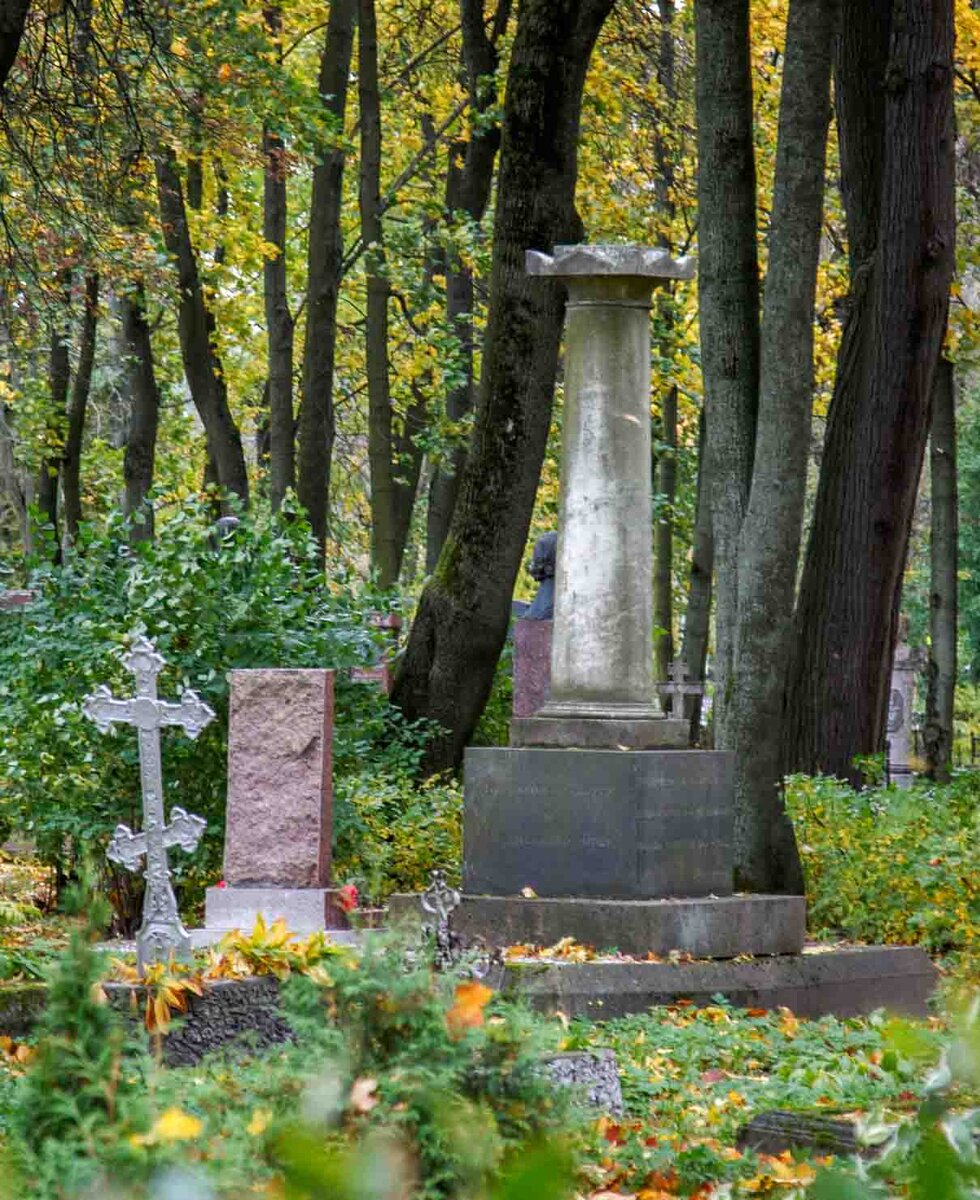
[464,747,733,899]
[512,620,552,717]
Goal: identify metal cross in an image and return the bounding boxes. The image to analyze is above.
[656,659,704,716]
[84,635,214,972]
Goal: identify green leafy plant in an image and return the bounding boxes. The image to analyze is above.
[0,498,405,925]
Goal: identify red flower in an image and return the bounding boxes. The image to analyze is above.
[217,880,227,890]
[337,883,359,913]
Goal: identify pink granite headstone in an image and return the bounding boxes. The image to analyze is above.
[222,669,333,886]
[205,668,346,932]
[512,619,552,719]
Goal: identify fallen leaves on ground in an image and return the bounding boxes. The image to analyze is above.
[446,980,493,1035]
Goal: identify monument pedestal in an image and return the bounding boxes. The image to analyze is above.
[511,715,689,749]
[205,886,348,935]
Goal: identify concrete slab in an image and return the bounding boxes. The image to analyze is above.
[463,747,735,899]
[204,886,350,935]
[389,892,804,958]
[501,945,937,1020]
[510,715,689,749]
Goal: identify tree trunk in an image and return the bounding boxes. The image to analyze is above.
[0,0,30,90]
[694,0,760,747]
[62,272,99,544]
[36,275,71,555]
[682,410,713,745]
[925,356,957,780]
[263,3,294,511]
[654,383,677,692]
[784,0,955,781]
[297,0,356,558]
[155,148,249,506]
[727,0,838,894]
[392,0,614,772]
[425,0,511,571]
[120,289,161,541]
[359,0,399,587]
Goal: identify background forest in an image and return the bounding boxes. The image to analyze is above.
[0,0,978,895]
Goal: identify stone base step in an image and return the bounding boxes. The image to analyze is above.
[500,945,936,1020]
[389,892,806,958]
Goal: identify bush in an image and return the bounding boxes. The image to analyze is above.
[0,499,405,924]
[787,770,980,964]
[333,772,462,904]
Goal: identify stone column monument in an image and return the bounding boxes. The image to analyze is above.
[512,246,690,750]
[450,245,805,956]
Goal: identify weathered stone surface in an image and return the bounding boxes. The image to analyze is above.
[463,747,734,899]
[512,619,552,718]
[223,669,334,888]
[0,982,47,1036]
[510,714,688,749]
[736,1110,882,1158]
[105,977,292,1066]
[205,885,348,933]
[541,1049,623,1114]
[502,946,936,1020]
[526,244,696,279]
[390,892,802,958]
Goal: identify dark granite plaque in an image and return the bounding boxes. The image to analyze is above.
[462,747,734,899]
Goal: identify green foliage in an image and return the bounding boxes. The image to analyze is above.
[333,772,462,904]
[274,934,574,1200]
[787,771,980,966]
[8,885,152,1194]
[811,1003,980,1199]
[0,499,402,921]
[581,999,938,1194]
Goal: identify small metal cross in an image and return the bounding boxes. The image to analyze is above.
[84,635,214,971]
[656,659,704,716]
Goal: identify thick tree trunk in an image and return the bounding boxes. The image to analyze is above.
[0,0,30,91]
[120,289,161,541]
[727,0,838,894]
[297,0,356,558]
[392,0,614,772]
[682,410,713,745]
[155,148,248,506]
[784,0,955,781]
[62,272,99,544]
[425,0,511,571]
[654,383,677,692]
[263,3,295,511]
[925,356,957,780]
[694,0,760,747]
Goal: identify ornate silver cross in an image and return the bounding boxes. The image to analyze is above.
[656,659,704,716]
[84,635,214,972]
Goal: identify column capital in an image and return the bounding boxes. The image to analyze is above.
[526,243,695,282]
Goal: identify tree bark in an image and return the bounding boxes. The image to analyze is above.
[297,0,356,558]
[784,0,955,781]
[392,0,614,772]
[359,0,399,587]
[925,356,957,781]
[36,274,71,555]
[727,0,838,894]
[654,383,677,692]
[120,289,161,541]
[694,0,760,747]
[62,272,99,544]
[682,410,713,745]
[0,0,30,91]
[155,148,249,506]
[263,3,295,511]
[425,0,511,571]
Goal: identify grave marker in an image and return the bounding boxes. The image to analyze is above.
[84,635,213,971]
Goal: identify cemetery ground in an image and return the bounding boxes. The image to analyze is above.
[0,772,979,1197]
